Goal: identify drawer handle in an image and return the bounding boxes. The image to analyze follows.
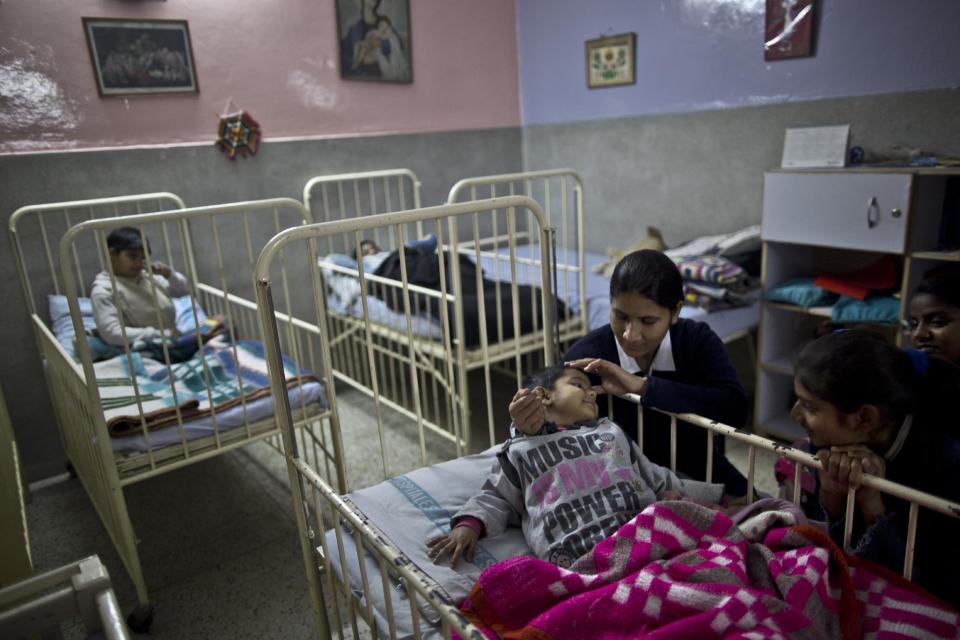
[867,196,880,229]
[892,207,902,218]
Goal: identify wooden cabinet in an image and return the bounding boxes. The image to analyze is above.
[755,168,960,442]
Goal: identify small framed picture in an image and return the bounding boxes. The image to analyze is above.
[83,18,199,97]
[335,0,413,83]
[764,0,815,61]
[585,33,636,89]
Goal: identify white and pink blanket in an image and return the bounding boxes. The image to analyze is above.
[459,501,958,639]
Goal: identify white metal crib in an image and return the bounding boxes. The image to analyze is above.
[256,198,960,639]
[9,195,341,630]
[305,169,586,450]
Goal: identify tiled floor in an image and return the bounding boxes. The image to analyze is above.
[23,386,791,638]
[26,441,317,639]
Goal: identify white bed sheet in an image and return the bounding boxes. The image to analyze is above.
[110,380,325,452]
[325,445,529,640]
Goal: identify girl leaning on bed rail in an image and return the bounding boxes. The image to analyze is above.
[790,329,960,609]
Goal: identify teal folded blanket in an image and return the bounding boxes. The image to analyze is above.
[831,295,900,325]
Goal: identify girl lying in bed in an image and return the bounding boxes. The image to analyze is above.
[427,365,732,568]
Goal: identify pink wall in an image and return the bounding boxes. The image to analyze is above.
[0,0,520,153]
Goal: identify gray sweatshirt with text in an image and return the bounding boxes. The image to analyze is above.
[452,418,723,566]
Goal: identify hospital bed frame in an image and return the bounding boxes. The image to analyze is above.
[9,195,339,628]
[256,198,960,639]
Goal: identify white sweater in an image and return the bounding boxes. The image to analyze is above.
[90,270,189,346]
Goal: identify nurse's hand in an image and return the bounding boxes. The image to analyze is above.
[509,388,545,435]
[565,358,647,397]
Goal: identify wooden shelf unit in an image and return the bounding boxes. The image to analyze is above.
[755,168,960,443]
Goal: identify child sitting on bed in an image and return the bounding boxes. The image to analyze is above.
[90,227,223,361]
[426,365,725,568]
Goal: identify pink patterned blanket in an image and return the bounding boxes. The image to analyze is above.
[459,501,959,639]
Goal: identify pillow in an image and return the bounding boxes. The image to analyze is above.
[48,295,96,358]
[319,254,362,313]
[47,294,208,360]
[764,278,838,308]
[831,295,900,325]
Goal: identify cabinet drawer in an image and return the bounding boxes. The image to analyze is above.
[762,173,911,253]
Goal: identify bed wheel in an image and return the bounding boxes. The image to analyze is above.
[127,605,154,634]
[65,461,77,478]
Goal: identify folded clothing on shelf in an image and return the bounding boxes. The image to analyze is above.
[814,255,897,301]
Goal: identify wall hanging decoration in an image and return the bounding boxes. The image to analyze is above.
[764,0,815,61]
[585,32,636,89]
[216,108,261,159]
[83,18,198,96]
[335,0,412,83]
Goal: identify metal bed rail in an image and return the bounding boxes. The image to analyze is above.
[0,555,129,640]
[10,195,340,621]
[447,169,587,341]
[620,393,960,582]
[283,393,960,640]
[256,196,556,638]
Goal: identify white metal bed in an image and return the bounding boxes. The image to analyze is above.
[257,198,960,639]
[9,195,340,630]
[304,169,586,448]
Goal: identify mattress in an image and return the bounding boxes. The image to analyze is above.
[111,379,326,452]
[325,445,529,640]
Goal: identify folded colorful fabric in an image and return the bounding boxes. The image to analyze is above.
[458,501,959,639]
[814,255,897,301]
[674,254,745,286]
[764,278,838,308]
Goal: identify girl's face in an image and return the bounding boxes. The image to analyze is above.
[543,369,598,426]
[908,292,960,364]
[609,292,680,362]
[789,379,864,449]
[110,248,146,278]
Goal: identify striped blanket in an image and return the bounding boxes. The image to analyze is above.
[460,501,959,639]
[94,339,319,437]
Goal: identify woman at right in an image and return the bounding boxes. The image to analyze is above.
[791,330,960,608]
[907,263,960,365]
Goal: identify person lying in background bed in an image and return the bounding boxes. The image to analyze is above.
[510,249,750,496]
[351,233,566,348]
[908,263,960,366]
[791,329,960,608]
[427,365,729,568]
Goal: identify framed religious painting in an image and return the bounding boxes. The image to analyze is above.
[83,18,199,96]
[585,32,636,89]
[335,0,413,83]
[764,0,816,61]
